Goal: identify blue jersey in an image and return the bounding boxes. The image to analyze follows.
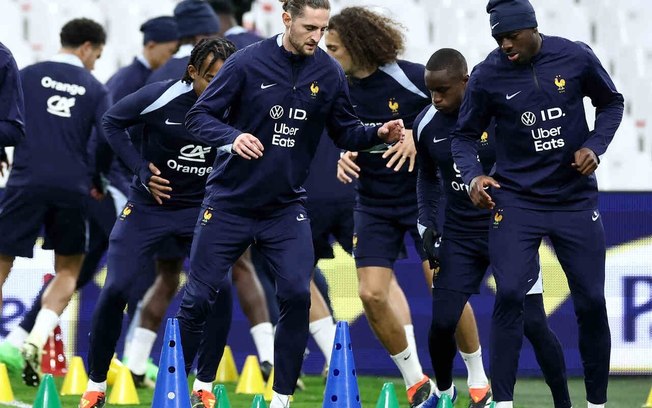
[9,55,111,194]
[103,80,216,207]
[451,35,624,210]
[415,105,495,238]
[351,60,430,207]
[105,56,153,195]
[224,26,264,50]
[186,35,383,216]
[0,42,25,146]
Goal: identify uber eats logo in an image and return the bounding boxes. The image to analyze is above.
[269,105,307,148]
[522,107,566,152]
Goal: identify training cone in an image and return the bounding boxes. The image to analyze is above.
[235,355,265,395]
[0,363,14,402]
[213,384,232,408]
[151,318,191,407]
[436,394,454,408]
[60,356,88,396]
[250,394,268,408]
[107,356,124,386]
[643,385,652,408]
[215,345,239,383]
[375,382,399,408]
[108,365,139,405]
[33,373,62,408]
[41,324,67,377]
[323,321,361,408]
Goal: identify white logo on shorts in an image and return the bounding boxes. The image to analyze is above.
[592,210,599,221]
[296,213,307,221]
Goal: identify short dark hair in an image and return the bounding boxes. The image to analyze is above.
[279,0,330,18]
[182,37,237,83]
[208,0,235,15]
[328,7,404,70]
[426,48,468,77]
[60,18,106,48]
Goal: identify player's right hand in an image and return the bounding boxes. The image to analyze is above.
[233,133,264,159]
[337,151,359,184]
[142,162,171,205]
[422,227,442,277]
[469,175,500,209]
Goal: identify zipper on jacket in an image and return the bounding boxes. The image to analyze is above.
[291,60,300,91]
[530,63,540,90]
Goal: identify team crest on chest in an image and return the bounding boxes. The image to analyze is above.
[554,75,566,93]
[310,81,320,98]
[388,98,399,115]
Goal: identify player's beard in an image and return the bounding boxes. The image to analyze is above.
[288,32,316,56]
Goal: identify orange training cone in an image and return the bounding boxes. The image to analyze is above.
[0,363,14,402]
[107,365,139,405]
[60,356,88,396]
[235,355,265,395]
[215,345,239,383]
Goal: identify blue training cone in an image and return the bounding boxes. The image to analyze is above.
[151,318,191,408]
[323,321,361,407]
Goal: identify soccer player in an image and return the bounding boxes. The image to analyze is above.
[147,0,220,84]
[327,8,484,407]
[0,16,180,380]
[79,38,237,408]
[416,48,571,408]
[179,0,405,406]
[0,18,109,387]
[0,42,24,158]
[451,1,624,407]
[209,0,265,49]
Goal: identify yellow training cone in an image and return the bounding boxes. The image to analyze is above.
[107,356,124,386]
[108,365,140,405]
[235,355,265,395]
[216,346,239,383]
[643,385,652,408]
[0,363,14,402]
[60,356,88,396]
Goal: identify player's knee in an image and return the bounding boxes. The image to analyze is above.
[574,292,607,319]
[430,313,457,336]
[496,284,527,307]
[358,285,389,308]
[277,284,310,305]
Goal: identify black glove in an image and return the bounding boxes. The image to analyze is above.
[422,227,442,277]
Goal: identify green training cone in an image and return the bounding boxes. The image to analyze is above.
[250,394,268,408]
[33,374,62,408]
[213,384,232,408]
[375,382,399,408]
[436,394,454,408]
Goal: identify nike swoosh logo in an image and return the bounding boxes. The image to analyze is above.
[296,214,307,221]
[491,22,500,29]
[403,353,411,361]
[433,137,448,144]
[261,83,277,90]
[165,119,182,125]
[506,91,522,100]
[592,211,599,221]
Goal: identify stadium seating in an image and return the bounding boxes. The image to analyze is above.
[0,0,649,189]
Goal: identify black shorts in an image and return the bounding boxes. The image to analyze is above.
[306,198,354,260]
[0,187,87,258]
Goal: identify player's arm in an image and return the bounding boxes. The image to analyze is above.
[327,66,403,150]
[90,89,113,199]
[0,58,25,147]
[574,42,625,175]
[102,87,171,203]
[451,71,499,209]
[414,117,442,271]
[185,55,249,153]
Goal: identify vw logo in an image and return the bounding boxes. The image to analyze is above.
[269,105,284,120]
[521,111,536,126]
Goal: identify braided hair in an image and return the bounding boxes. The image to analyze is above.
[182,37,237,83]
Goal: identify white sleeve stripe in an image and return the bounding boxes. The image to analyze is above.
[378,62,428,99]
[140,81,193,115]
[416,106,436,142]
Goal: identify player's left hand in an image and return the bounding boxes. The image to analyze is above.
[572,147,599,175]
[382,129,416,172]
[422,227,442,277]
[377,119,405,144]
[0,148,10,177]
